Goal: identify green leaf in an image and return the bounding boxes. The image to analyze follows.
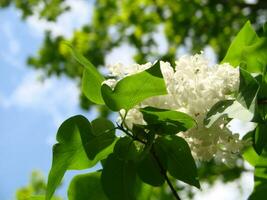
[223,21,258,66]
[140,106,196,134]
[137,153,165,186]
[66,44,105,104]
[245,38,267,73]
[132,124,151,141]
[237,68,260,110]
[254,123,267,155]
[101,154,137,200]
[242,131,259,167]
[257,74,267,120]
[101,61,167,111]
[86,118,116,160]
[204,68,259,127]
[223,21,267,73]
[27,196,45,200]
[46,116,115,200]
[135,182,154,200]
[136,182,174,200]
[155,135,200,188]
[91,118,115,136]
[27,196,61,200]
[243,145,260,167]
[113,137,141,161]
[204,100,254,127]
[249,146,267,200]
[68,172,108,200]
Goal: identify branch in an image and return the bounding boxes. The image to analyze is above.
[151,146,182,200]
[258,99,267,104]
[116,123,147,145]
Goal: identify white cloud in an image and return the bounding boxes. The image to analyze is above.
[105,43,136,65]
[26,0,93,38]
[0,21,22,68]
[0,70,100,147]
[1,22,21,55]
[152,25,168,55]
[2,71,80,126]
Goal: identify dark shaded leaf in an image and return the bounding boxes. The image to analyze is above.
[113,137,142,161]
[254,124,267,155]
[137,153,165,186]
[86,118,116,160]
[249,146,267,199]
[237,68,260,110]
[101,154,137,200]
[155,135,200,188]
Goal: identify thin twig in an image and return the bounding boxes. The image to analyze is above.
[152,146,181,200]
[258,99,267,104]
[116,123,147,145]
[119,110,131,131]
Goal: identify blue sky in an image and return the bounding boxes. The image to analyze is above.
[0,1,256,200]
[0,1,97,199]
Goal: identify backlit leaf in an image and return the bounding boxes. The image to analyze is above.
[68,172,108,200]
[101,61,167,111]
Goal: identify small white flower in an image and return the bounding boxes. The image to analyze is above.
[107,62,152,78]
[102,79,117,89]
[118,108,146,129]
[105,52,246,165]
[107,63,125,77]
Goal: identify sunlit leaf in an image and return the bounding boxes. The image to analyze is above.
[101,61,167,111]
[140,106,196,134]
[223,21,267,73]
[242,131,259,167]
[46,116,115,200]
[68,172,108,200]
[27,196,61,200]
[66,44,105,104]
[243,146,260,167]
[222,21,258,69]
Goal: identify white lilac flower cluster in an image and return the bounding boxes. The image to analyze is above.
[104,53,249,165]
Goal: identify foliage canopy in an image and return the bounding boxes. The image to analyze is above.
[2,0,267,112]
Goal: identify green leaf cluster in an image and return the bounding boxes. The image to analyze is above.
[45,51,200,200]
